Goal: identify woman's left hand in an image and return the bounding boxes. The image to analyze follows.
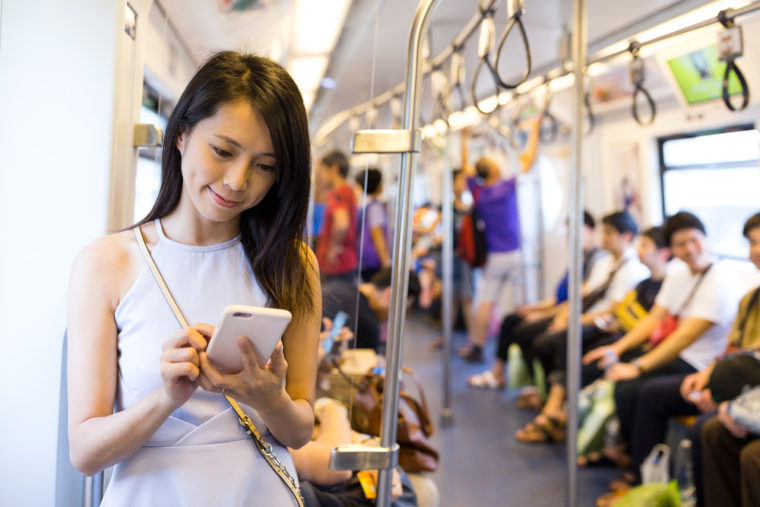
[198,336,288,409]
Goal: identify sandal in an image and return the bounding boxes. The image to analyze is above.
[516,390,544,411]
[459,344,483,363]
[467,371,506,390]
[515,414,566,443]
[608,472,636,492]
[577,452,617,468]
[428,336,444,351]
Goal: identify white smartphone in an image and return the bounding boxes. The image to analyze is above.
[206,305,292,373]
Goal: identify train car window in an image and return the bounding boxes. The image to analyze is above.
[133,83,172,223]
[658,124,760,259]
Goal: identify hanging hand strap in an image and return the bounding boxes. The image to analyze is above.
[132,226,304,507]
[718,10,750,112]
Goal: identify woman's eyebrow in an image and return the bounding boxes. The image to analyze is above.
[213,134,276,158]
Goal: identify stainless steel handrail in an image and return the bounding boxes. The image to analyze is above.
[376,2,442,504]
[565,0,587,505]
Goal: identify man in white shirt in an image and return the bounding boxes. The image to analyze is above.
[584,211,744,495]
[515,211,649,443]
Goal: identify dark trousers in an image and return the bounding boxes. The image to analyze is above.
[628,373,701,481]
[702,416,760,507]
[689,411,716,507]
[497,315,554,373]
[531,325,614,387]
[614,358,696,444]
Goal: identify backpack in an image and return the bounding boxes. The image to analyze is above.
[457,186,486,268]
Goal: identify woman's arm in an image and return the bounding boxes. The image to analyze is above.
[67,235,201,476]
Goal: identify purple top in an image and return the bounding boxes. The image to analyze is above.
[467,176,520,253]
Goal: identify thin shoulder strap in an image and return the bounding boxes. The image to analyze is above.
[132,225,303,506]
[133,226,189,328]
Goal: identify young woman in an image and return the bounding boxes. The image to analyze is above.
[67,51,321,505]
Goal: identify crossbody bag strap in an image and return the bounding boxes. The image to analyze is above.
[132,226,304,507]
[675,264,713,318]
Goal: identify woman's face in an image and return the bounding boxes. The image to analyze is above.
[176,100,277,224]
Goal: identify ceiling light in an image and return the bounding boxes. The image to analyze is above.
[301,90,316,111]
[321,76,337,89]
[292,0,352,55]
[287,55,329,95]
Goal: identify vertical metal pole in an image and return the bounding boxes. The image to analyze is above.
[566,0,586,506]
[377,1,442,505]
[441,141,454,426]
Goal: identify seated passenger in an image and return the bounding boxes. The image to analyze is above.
[701,352,760,507]
[291,321,438,507]
[322,268,421,352]
[290,398,420,507]
[586,211,744,501]
[679,212,760,506]
[466,209,606,390]
[514,211,649,442]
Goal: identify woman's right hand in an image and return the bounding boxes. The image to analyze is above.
[159,326,208,409]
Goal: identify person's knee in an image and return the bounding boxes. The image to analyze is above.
[635,379,665,414]
[740,440,760,474]
[407,473,440,507]
[701,417,725,449]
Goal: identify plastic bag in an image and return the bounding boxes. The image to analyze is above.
[613,480,681,507]
[576,379,616,457]
[641,444,671,485]
[507,343,532,389]
[729,385,760,434]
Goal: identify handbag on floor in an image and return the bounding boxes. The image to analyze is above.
[347,367,440,473]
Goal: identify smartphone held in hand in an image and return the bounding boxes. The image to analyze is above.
[206,305,292,373]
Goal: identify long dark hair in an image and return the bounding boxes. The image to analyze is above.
[138,51,314,318]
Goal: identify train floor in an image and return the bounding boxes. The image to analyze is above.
[401,312,620,507]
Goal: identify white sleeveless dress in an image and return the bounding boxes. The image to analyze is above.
[102,219,299,506]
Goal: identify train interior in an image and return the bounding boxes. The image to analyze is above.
[3,0,760,505]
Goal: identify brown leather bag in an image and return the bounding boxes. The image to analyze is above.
[351,367,439,473]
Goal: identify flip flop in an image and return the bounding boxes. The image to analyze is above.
[467,371,506,390]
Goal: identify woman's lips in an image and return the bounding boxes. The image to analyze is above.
[209,187,242,208]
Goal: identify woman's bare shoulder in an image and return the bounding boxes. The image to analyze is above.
[70,227,154,303]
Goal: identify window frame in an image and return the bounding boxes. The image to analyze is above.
[657,122,757,260]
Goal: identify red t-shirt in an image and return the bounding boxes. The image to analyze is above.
[317,183,358,275]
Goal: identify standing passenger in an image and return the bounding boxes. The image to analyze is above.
[315,150,359,281]
[458,121,540,362]
[67,52,321,506]
[355,167,390,282]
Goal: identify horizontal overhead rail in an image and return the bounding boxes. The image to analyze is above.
[314,0,760,145]
[313,0,498,146]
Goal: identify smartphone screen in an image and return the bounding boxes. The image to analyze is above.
[322,311,348,354]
